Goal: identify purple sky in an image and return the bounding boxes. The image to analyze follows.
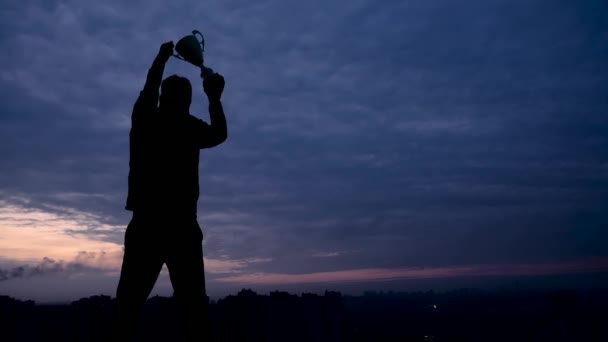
[1,0,607,303]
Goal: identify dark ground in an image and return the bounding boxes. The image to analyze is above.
[1,288,607,341]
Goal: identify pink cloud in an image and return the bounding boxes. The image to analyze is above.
[215,257,608,285]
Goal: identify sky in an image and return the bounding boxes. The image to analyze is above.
[0,0,607,303]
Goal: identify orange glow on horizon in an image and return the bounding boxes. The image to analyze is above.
[2,200,607,287]
[0,201,272,276]
[215,257,608,285]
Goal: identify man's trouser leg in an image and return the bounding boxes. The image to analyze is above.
[166,218,209,341]
[111,217,164,342]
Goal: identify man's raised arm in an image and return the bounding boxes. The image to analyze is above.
[197,73,228,149]
[132,41,174,122]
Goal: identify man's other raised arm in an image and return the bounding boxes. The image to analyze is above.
[132,41,174,123]
[197,74,228,149]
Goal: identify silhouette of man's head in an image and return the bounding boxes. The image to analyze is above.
[160,75,192,114]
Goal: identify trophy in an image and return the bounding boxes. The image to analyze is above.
[173,30,216,79]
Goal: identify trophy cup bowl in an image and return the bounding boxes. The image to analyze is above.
[174,30,215,78]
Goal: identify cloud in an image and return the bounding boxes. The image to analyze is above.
[0,249,270,282]
[312,251,351,258]
[205,257,273,274]
[0,253,116,282]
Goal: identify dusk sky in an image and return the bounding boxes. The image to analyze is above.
[1,0,607,303]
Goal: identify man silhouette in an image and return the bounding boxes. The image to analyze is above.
[111,41,227,341]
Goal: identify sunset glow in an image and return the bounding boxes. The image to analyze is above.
[215,258,608,285]
[0,202,123,267]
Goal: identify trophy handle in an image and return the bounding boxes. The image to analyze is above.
[192,30,205,52]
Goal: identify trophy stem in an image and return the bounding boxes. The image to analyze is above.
[200,66,215,79]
